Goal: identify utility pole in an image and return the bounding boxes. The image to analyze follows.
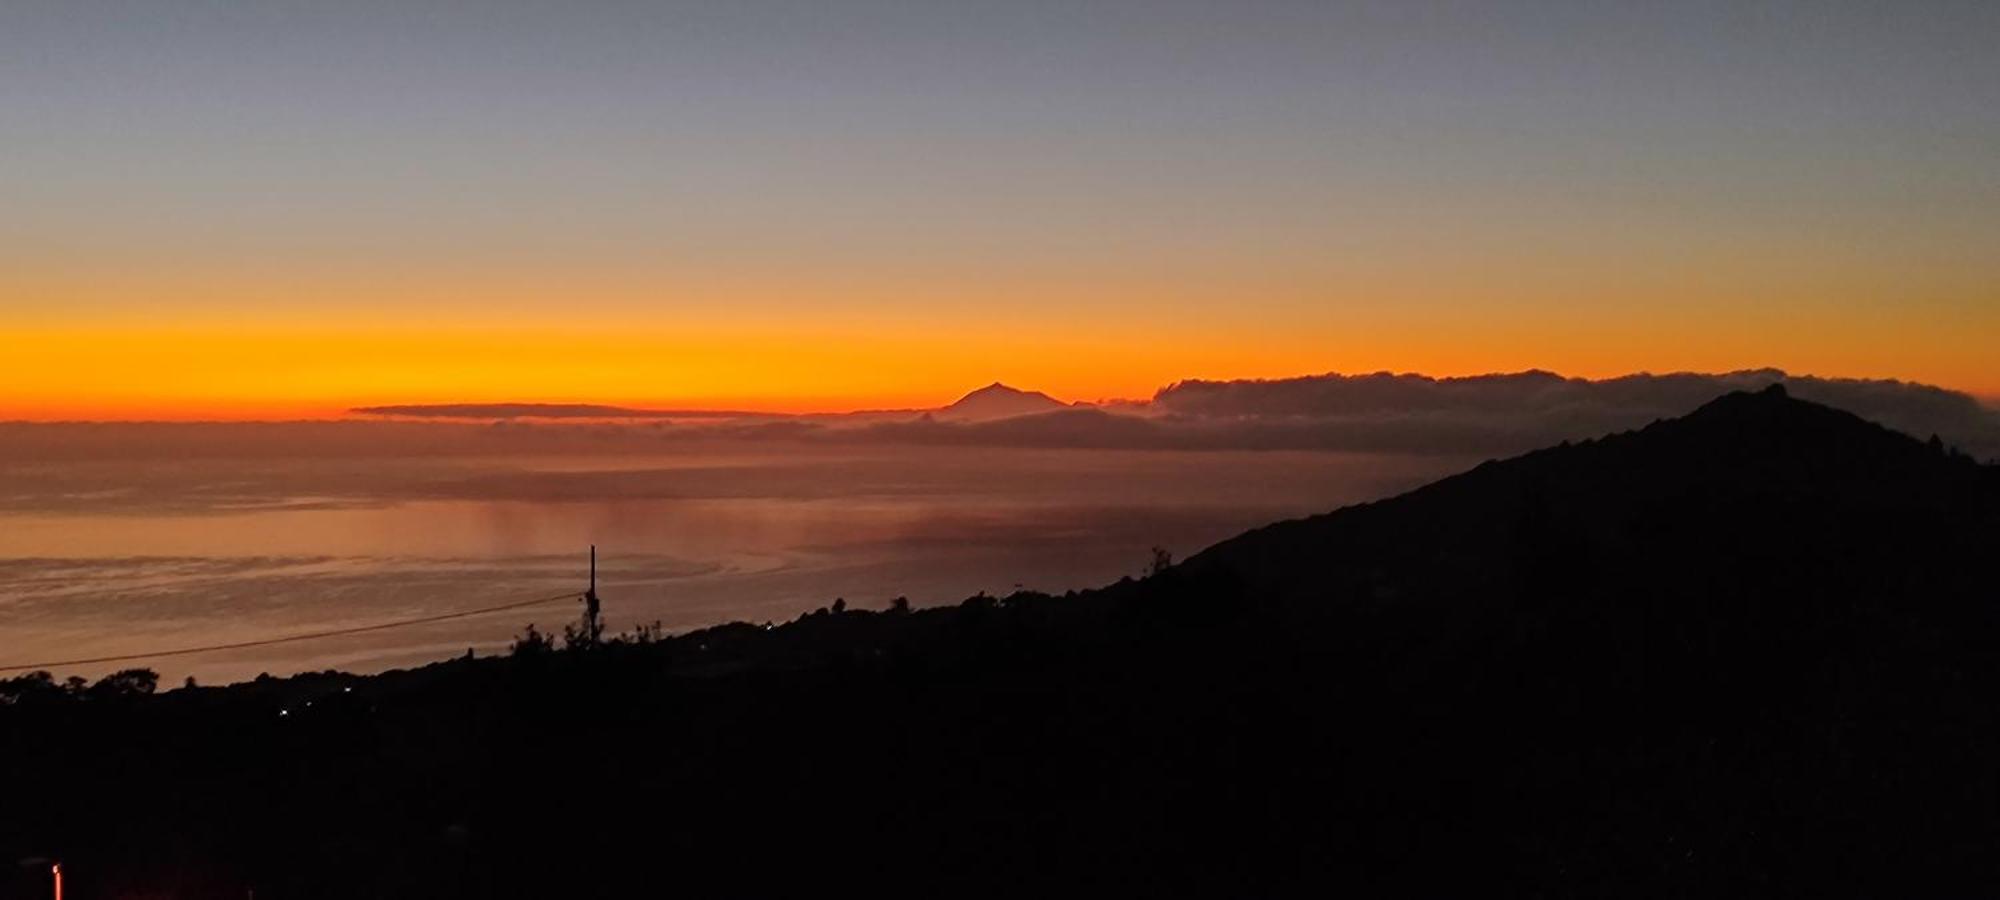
[581,545,603,646]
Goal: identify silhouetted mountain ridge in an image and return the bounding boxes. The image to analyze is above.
[1178,383,1994,609]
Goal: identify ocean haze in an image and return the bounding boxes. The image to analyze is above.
[0,442,1460,684]
[4,368,1993,685]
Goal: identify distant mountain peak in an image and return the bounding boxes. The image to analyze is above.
[1674,383,1871,436]
[939,383,1068,420]
[963,381,1037,398]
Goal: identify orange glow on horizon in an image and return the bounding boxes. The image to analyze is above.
[10,203,1999,421]
[5,312,1997,422]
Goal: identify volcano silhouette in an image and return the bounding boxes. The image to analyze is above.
[936,382,1069,420]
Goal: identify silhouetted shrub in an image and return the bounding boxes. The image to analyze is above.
[616,620,665,645]
[512,624,555,656]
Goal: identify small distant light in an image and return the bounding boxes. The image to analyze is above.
[343,686,352,693]
[279,708,290,717]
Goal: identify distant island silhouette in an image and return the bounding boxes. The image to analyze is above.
[349,381,1076,423]
[935,382,1072,420]
[5,386,1997,898]
[340,369,2000,461]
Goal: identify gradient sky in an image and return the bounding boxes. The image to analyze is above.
[4,0,1996,418]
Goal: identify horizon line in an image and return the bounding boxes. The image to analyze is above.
[5,367,1998,425]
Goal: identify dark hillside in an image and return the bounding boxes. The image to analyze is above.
[3,386,1996,899]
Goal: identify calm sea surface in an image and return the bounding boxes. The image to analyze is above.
[0,442,1471,684]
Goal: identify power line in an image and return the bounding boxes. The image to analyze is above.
[0,590,582,673]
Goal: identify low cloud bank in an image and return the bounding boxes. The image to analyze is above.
[1149,369,1999,457]
[350,403,733,420]
[6,370,1994,462]
[841,370,2000,458]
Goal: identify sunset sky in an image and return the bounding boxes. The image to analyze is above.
[5,1,1996,419]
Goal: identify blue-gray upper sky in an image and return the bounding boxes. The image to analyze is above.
[4,0,1997,413]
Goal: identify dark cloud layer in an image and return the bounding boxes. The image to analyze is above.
[1141,369,2000,458]
[351,403,767,420]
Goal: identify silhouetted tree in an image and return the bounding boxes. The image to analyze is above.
[512,624,555,657]
[1149,546,1174,576]
[88,668,158,699]
[889,596,911,615]
[0,671,64,705]
[617,620,665,644]
[562,599,606,651]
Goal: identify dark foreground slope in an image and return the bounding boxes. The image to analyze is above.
[3,386,1997,899]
